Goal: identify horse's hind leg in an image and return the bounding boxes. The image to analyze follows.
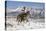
[17,18,21,25]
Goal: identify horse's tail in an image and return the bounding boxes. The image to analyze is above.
[16,15,21,22]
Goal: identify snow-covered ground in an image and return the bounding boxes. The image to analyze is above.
[6,6,45,31]
[6,16,45,31]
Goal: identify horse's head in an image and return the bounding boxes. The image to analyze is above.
[26,11,30,16]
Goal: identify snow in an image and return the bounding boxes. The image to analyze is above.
[6,16,45,31]
[6,7,45,31]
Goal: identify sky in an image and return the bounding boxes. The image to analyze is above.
[6,1,45,9]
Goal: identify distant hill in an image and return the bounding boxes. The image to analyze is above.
[6,6,45,18]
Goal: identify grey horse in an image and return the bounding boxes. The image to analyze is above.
[16,7,30,23]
